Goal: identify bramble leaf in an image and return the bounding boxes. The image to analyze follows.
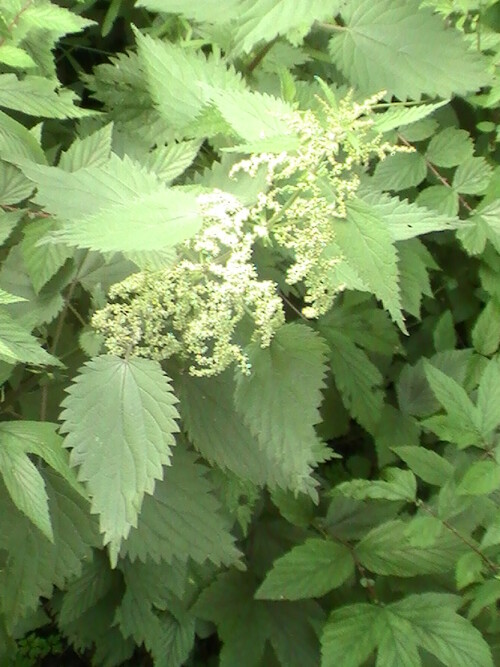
[256,538,354,600]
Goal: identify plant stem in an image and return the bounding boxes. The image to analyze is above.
[420,502,499,574]
[398,133,473,213]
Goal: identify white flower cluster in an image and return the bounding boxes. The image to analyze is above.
[94,91,403,375]
[92,191,285,376]
[234,92,398,317]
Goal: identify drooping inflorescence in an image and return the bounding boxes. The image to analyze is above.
[92,190,285,376]
[93,92,403,375]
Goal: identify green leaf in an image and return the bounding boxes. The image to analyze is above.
[231,0,343,55]
[397,351,474,417]
[417,185,459,217]
[0,246,64,329]
[355,520,467,576]
[329,0,491,100]
[0,45,36,69]
[375,609,421,667]
[0,161,34,204]
[0,470,99,628]
[18,155,203,252]
[256,538,354,600]
[0,74,91,118]
[397,239,435,318]
[335,198,403,329]
[210,88,297,144]
[57,123,113,172]
[0,209,23,246]
[21,218,73,294]
[0,421,85,499]
[117,559,195,667]
[139,139,201,183]
[359,189,458,241]
[59,552,114,625]
[400,118,438,142]
[472,299,500,356]
[318,327,384,433]
[433,311,457,352]
[235,323,329,496]
[121,446,240,567]
[457,460,500,496]
[11,0,95,36]
[176,369,284,487]
[194,571,270,667]
[455,551,483,590]
[374,405,420,468]
[335,468,417,502]
[321,603,379,667]
[59,355,180,565]
[373,101,447,134]
[478,358,500,434]
[425,128,474,167]
[389,593,493,667]
[267,600,324,667]
[392,446,453,486]
[0,110,46,163]
[0,442,52,541]
[452,157,492,195]
[424,361,482,442]
[371,152,427,191]
[0,309,61,366]
[467,579,500,620]
[135,30,245,133]
[404,515,443,548]
[463,201,500,254]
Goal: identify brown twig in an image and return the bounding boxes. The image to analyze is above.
[419,501,499,574]
[0,0,35,47]
[397,133,473,214]
[247,39,278,73]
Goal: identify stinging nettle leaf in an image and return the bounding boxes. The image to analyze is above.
[59,355,180,566]
[0,74,92,118]
[329,0,491,100]
[121,446,240,567]
[318,327,384,433]
[17,154,203,253]
[359,189,458,241]
[135,30,246,134]
[373,101,447,134]
[335,198,404,330]
[235,323,329,496]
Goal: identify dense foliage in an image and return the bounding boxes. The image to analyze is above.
[0,0,499,665]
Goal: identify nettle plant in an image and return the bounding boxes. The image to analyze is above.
[0,0,499,665]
